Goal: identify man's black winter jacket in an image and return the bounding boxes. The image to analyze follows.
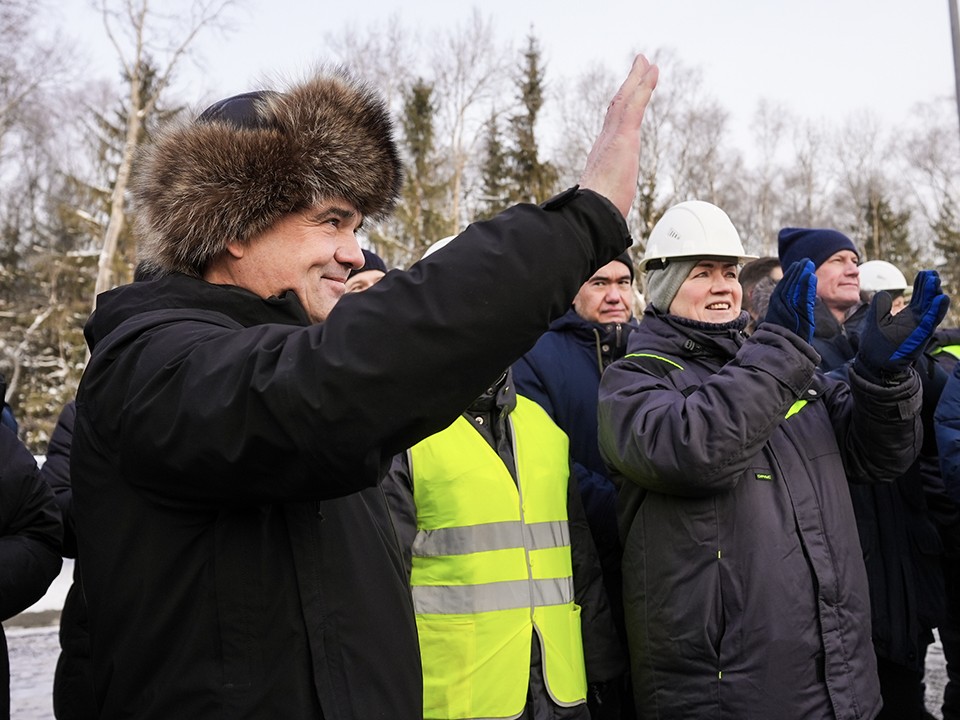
[71,190,630,719]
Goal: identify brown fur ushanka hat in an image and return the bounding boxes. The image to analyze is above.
[132,68,403,277]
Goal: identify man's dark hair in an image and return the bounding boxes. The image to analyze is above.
[739,256,782,291]
[740,256,782,317]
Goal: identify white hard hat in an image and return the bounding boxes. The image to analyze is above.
[640,200,757,271]
[421,235,458,260]
[858,260,908,292]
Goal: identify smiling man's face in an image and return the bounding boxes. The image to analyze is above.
[204,199,365,324]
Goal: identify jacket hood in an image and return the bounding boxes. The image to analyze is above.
[466,367,517,418]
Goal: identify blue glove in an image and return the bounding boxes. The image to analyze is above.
[761,259,817,343]
[855,269,950,380]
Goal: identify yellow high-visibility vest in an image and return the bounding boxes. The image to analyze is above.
[409,396,587,720]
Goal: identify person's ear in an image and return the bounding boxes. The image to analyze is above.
[225,240,245,259]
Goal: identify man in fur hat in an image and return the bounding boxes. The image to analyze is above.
[70,57,659,719]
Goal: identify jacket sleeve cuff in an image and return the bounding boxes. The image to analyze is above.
[542,186,631,265]
[848,363,923,421]
[738,324,819,396]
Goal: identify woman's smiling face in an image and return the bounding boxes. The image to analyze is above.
[669,259,742,324]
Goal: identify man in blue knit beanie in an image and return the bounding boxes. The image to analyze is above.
[777,227,862,369]
[778,227,861,327]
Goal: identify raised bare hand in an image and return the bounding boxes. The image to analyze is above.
[579,54,659,219]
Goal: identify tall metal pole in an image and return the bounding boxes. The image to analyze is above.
[951,0,960,143]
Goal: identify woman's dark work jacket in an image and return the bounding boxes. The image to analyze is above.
[597,308,923,720]
[71,190,630,720]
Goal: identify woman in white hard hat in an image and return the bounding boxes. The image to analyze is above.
[596,200,947,718]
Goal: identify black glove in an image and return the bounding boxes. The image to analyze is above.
[855,269,950,381]
[762,259,817,343]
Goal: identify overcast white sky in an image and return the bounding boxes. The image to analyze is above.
[61,0,959,152]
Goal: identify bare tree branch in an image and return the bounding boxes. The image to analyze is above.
[93,0,238,303]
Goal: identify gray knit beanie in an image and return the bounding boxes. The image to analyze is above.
[643,259,698,313]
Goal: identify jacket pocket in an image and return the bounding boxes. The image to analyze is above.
[708,551,726,661]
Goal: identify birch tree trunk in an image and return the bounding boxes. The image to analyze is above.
[91,0,236,310]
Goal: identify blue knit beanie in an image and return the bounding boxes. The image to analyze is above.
[777,227,859,271]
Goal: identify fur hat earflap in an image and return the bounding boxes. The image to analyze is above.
[132,67,403,277]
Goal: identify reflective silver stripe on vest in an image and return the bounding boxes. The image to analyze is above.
[413,520,569,557]
[412,576,575,615]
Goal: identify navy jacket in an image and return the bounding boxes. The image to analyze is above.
[831,357,949,670]
[936,362,960,505]
[833,305,951,671]
[513,309,637,629]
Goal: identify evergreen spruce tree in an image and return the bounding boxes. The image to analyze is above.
[860,193,918,279]
[477,109,511,220]
[506,33,557,205]
[933,197,960,317]
[381,78,453,264]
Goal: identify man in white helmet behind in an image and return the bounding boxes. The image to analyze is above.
[596,199,948,718]
[858,259,911,315]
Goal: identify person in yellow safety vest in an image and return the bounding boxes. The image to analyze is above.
[382,367,627,720]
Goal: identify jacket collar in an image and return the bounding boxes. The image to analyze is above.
[86,272,313,351]
[551,307,639,370]
[633,306,748,362]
